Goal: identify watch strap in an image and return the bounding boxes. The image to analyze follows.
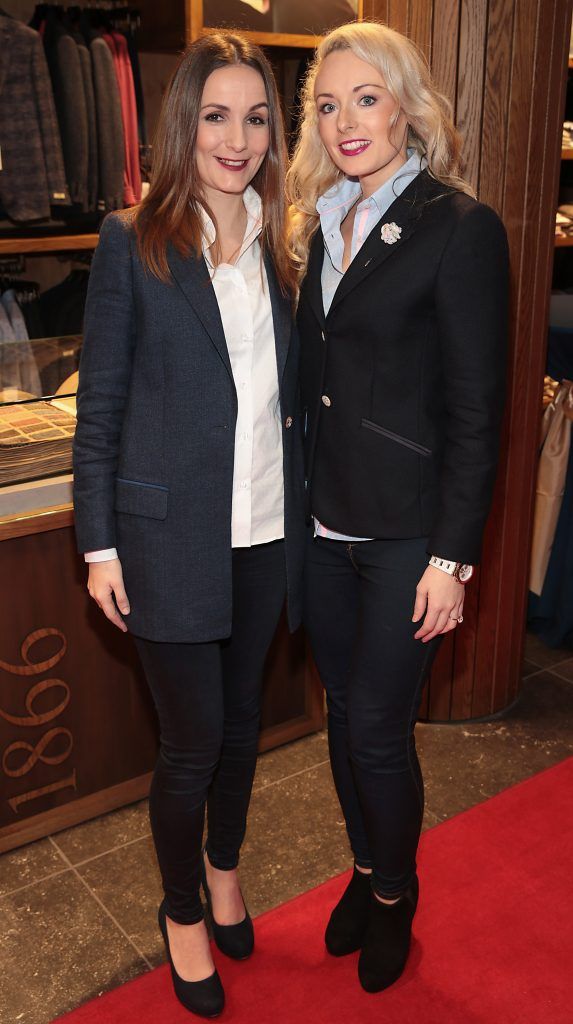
[429,555,458,575]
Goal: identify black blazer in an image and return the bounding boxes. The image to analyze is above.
[73,214,305,643]
[298,169,509,565]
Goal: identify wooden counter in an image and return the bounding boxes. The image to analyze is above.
[0,503,323,853]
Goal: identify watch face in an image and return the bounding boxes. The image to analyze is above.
[458,564,474,583]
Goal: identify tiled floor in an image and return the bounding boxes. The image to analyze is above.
[2,634,573,1024]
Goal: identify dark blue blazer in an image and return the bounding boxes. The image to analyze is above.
[73,213,305,642]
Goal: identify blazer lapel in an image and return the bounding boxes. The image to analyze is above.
[167,244,233,382]
[303,227,327,330]
[264,253,292,386]
[327,169,443,318]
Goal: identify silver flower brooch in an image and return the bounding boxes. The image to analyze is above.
[381,222,402,244]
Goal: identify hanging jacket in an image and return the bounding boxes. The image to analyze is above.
[89,34,124,212]
[42,13,89,209]
[0,15,69,221]
[103,31,141,206]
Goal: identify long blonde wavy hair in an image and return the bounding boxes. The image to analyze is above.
[286,20,474,273]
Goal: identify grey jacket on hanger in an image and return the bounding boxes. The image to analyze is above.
[72,32,99,212]
[90,36,124,213]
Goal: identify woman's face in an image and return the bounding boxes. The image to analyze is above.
[314,50,408,196]
[195,64,270,201]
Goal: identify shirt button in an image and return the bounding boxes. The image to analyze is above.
[240,480,249,489]
[240,381,247,390]
[285,416,292,429]
[321,395,331,407]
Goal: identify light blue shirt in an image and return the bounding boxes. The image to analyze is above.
[314,150,424,542]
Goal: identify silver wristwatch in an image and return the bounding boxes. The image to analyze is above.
[429,555,474,583]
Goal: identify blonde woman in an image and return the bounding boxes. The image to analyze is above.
[288,21,508,993]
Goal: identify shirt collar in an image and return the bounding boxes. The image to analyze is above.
[316,148,426,220]
[200,186,263,266]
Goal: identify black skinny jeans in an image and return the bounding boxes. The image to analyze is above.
[133,540,286,925]
[304,533,443,898]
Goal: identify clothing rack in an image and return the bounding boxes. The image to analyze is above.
[0,256,26,277]
[31,4,141,32]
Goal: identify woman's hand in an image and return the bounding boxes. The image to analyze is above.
[87,559,131,633]
[412,565,465,643]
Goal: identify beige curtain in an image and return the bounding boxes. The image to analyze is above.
[530,380,573,595]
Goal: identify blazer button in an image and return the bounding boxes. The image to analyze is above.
[285,416,293,429]
[321,395,331,407]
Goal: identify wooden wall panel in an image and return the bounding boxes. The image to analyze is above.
[475,0,539,716]
[409,0,433,58]
[479,0,514,211]
[363,0,389,21]
[456,0,488,191]
[388,0,410,36]
[419,0,460,109]
[369,0,572,719]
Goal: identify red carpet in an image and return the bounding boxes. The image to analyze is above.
[55,758,573,1024]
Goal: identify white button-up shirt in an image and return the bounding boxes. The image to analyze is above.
[86,186,284,562]
[314,150,423,542]
[203,187,284,548]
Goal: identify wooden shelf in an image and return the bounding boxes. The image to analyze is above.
[555,234,573,247]
[562,147,573,159]
[0,234,99,256]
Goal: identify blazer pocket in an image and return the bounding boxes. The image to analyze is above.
[361,419,432,458]
[114,478,169,519]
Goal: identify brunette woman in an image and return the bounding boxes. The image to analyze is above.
[73,32,303,1018]
[287,21,508,994]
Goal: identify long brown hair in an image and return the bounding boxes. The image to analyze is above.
[133,32,296,296]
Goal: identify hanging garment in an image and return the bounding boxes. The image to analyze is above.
[42,13,90,209]
[0,289,42,395]
[15,285,44,341]
[529,381,573,596]
[89,34,124,212]
[1,289,29,341]
[0,15,69,221]
[528,431,573,648]
[0,301,15,343]
[71,30,99,212]
[39,269,90,339]
[125,28,147,146]
[103,30,141,206]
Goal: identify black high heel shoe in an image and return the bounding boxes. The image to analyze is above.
[201,851,254,960]
[325,864,372,956]
[158,899,225,1018]
[358,875,419,993]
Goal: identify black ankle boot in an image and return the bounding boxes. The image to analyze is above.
[325,865,373,956]
[158,900,225,1018]
[201,852,254,960]
[358,876,419,993]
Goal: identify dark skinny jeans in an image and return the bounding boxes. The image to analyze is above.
[304,533,443,899]
[134,540,286,925]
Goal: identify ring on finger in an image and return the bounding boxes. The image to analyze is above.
[449,614,464,624]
